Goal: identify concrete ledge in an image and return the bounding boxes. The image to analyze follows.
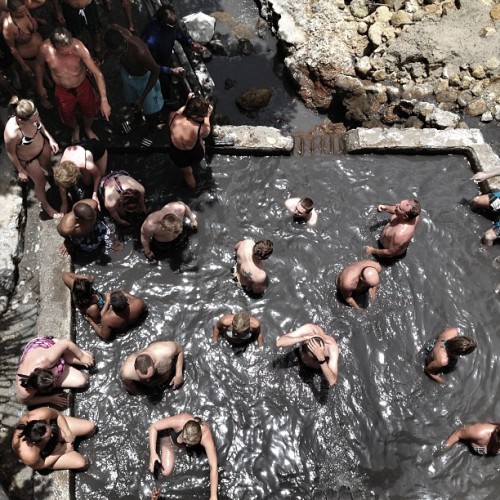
[35,220,72,500]
[345,128,500,192]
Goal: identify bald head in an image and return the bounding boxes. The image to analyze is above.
[361,266,380,287]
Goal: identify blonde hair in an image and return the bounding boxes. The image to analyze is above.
[182,418,203,445]
[9,96,36,120]
[54,161,81,188]
[232,311,250,335]
[160,213,182,235]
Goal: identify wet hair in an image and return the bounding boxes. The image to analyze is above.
[184,97,210,120]
[16,420,48,443]
[104,28,126,52]
[299,197,314,212]
[444,336,477,356]
[160,213,182,235]
[72,278,93,308]
[110,291,127,311]
[121,189,141,213]
[232,312,250,336]
[361,266,380,287]
[9,96,36,120]
[18,368,56,392]
[253,240,273,260]
[73,202,96,222]
[7,0,26,13]
[183,418,202,446]
[488,426,500,455]
[134,354,154,374]
[50,27,73,48]
[405,199,421,220]
[157,4,179,27]
[54,161,81,188]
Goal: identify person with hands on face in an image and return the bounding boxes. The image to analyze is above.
[365,199,421,259]
[446,423,500,456]
[148,413,218,500]
[84,290,147,341]
[276,323,339,387]
[4,97,61,218]
[12,406,96,471]
[140,201,197,260]
[120,341,184,395]
[16,337,94,408]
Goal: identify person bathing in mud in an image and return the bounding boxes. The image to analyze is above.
[336,259,382,310]
[140,201,197,260]
[276,323,339,387]
[120,341,184,395]
[365,199,421,259]
[424,327,476,384]
[232,239,273,296]
[284,197,318,226]
[446,422,500,456]
[212,311,263,348]
[35,27,110,143]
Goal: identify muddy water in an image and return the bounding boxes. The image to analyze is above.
[73,152,499,499]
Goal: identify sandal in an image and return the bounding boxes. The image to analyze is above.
[141,137,153,148]
[121,121,133,134]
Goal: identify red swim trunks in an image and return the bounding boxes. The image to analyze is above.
[54,77,100,125]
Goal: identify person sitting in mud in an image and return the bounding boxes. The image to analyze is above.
[120,340,184,395]
[12,406,96,471]
[284,197,318,227]
[98,171,146,226]
[168,93,213,189]
[148,413,218,500]
[16,336,94,407]
[104,24,164,148]
[4,97,61,219]
[57,199,109,255]
[336,259,382,310]
[140,201,197,260]
[212,311,263,347]
[232,239,273,296]
[365,199,421,259]
[53,139,107,213]
[276,323,339,387]
[424,327,476,384]
[62,271,105,324]
[445,422,500,456]
[83,290,147,341]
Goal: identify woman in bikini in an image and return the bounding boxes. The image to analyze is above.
[98,171,146,225]
[446,423,500,456]
[3,0,51,107]
[17,336,94,407]
[148,413,218,500]
[53,139,108,213]
[168,93,212,189]
[62,271,105,323]
[4,97,61,218]
[12,406,96,471]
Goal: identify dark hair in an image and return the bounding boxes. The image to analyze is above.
[16,420,48,443]
[72,278,93,308]
[134,354,154,374]
[184,97,210,120]
[110,291,127,311]
[406,199,421,220]
[7,0,25,13]
[104,28,126,52]
[50,27,73,48]
[253,240,273,260]
[121,189,141,212]
[445,336,477,356]
[18,368,56,392]
[299,197,314,212]
[157,4,179,26]
[74,202,96,222]
[488,426,500,455]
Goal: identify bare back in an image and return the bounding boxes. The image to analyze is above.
[380,214,420,256]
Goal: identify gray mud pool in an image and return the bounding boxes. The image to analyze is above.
[74,152,499,499]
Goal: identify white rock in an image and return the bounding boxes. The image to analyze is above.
[182,12,216,44]
[481,110,494,122]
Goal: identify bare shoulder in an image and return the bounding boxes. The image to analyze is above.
[250,317,260,329]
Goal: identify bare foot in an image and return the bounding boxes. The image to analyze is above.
[39,96,53,109]
[52,212,63,219]
[85,128,99,140]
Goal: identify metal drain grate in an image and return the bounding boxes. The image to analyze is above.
[291,133,346,156]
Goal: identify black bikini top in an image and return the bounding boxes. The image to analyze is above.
[18,120,42,146]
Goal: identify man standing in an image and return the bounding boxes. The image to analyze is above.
[365,199,421,258]
[104,25,163,147]
[120,341,184,395]
[140,201,197,260]
[336,259,382,310]
[35,27,111,143]
[284,197,318,226]
[232,239,273,295]
[276,324,339,387]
